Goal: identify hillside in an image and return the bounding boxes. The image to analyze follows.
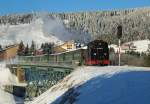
[29,66,150,104]
[61,8,150,43]
[0,8,150,44]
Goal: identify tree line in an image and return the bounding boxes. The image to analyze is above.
[17,40,54,56]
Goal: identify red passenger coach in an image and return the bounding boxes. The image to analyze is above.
[86,40,110,66]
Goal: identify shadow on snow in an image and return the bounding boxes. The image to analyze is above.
[52,70,150,104]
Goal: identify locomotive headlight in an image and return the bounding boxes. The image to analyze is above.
[104,53,107,56]
[94,53,96,55]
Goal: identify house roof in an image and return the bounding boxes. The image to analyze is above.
[0,44,18,53]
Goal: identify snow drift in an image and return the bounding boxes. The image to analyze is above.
[29,66,150,104]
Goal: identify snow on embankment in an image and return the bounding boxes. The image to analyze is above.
[29,66,150,104]
[0,63,24,104]
[0,63,18,86]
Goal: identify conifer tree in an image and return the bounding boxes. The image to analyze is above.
[24,44,29,56]
[30,40,36,55]
[41,42,54,54]
[0,45,2,51]
[18,40,25,56]
[40,43,44,49]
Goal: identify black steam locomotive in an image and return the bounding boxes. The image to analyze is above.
[86,40,109,65]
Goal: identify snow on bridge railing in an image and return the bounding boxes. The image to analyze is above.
[17,60,80,67]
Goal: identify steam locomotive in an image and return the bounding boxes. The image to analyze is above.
[86,40,109,66]
[18,40,110,66]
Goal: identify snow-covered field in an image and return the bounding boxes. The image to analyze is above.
[28,66,150,104]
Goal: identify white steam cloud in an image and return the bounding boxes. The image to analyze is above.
[0,13,91,47]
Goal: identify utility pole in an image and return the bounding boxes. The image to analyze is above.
[118,39,121,66]
[117,25,122,66]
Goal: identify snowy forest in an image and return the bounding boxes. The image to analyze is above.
[0,8,150,44]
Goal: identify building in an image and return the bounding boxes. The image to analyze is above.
[121,42,137,52]
[0,44,18,61]
[53,40,76,53]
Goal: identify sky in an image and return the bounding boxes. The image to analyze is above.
[0,0,150,15]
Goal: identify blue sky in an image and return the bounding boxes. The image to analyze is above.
[0,0,150,15]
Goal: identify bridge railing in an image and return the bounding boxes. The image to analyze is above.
[15,49,84,67]
[17,60,80,67]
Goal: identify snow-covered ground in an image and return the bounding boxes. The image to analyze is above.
[28,66,150,104]
[109,39,150,53]
[131,39,150,53]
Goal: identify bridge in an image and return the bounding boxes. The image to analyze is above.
[6,61,75,100]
